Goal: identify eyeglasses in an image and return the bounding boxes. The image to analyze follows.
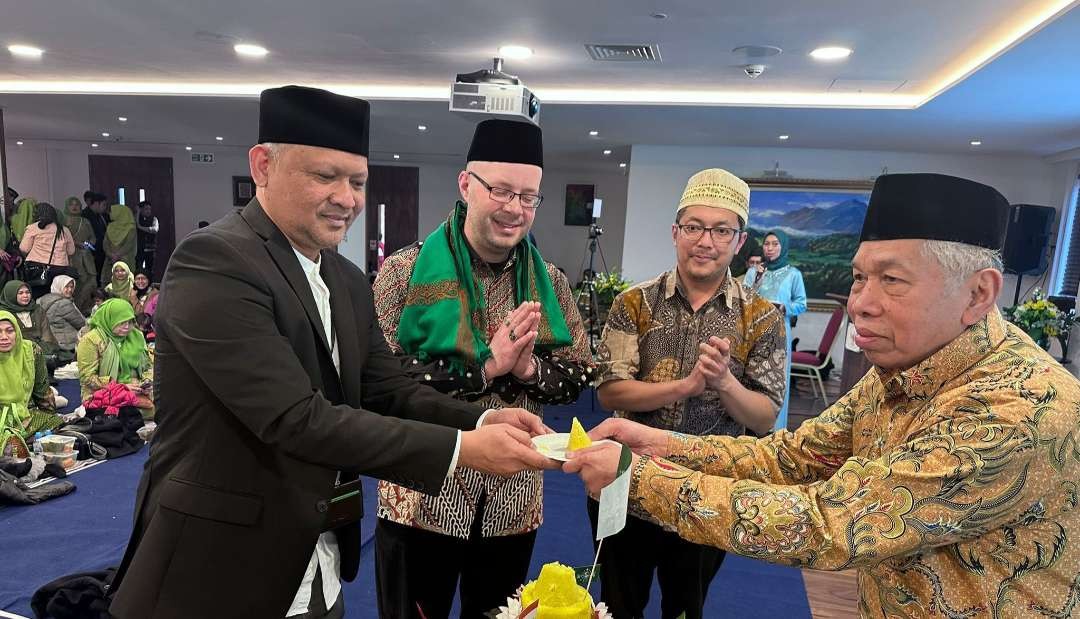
[676,224,743,243]
[468,172,543,209]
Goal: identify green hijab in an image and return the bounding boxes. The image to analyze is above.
[105,261,134,300]
[10,198,36,241]
[0,312,36,407]
[88,298,148,383]
[0,311,36,445]
[0,281,34,314]
[106,204,135,247]
[58,195,83,228]
[763,229,791,270]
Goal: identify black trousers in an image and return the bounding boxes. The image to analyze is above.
[587,499,725,619]
[375,515,537,619]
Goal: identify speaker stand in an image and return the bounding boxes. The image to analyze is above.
[1013,273,1024,306]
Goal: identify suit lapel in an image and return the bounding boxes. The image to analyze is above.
[240,200,333,359]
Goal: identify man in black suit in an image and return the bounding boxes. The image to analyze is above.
[109,86,554,619]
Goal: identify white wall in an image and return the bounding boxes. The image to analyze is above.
[4,141,251,234]
[415,163,629,281]
[4,141,627,277]
[622,144,1076,372]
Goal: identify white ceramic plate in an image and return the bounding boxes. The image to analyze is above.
[532,433,614,462]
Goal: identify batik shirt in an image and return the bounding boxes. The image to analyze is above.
[596,268,786,436]
[374,243,595,538]
[628,309,1080,618]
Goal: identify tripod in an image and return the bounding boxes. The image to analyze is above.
[575,219,609,354]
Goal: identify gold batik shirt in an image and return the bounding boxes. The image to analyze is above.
[596,268,787,436]
[373,243,594,539]
[628,309,1080,618]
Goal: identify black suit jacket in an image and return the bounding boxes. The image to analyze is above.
[110,200,483,618]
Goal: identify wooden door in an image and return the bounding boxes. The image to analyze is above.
[88,155,175,282]
[365,165,419,273]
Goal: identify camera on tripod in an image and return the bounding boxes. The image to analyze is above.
[576,199,608,353]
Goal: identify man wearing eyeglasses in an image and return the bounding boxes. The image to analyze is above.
[372,119,594,617]
[590,168,786,619]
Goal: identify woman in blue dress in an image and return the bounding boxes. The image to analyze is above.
[743,230,806,431]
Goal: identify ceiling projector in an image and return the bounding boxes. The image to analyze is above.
[450,58,540,125]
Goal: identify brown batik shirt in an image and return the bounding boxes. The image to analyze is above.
[628,309,1080,618]
[596,268,787,437]
[373,242,595,539]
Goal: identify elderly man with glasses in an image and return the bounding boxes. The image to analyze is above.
[589,168,787,619]
[372,119,594,618]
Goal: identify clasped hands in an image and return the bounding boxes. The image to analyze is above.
[565,336,733,495]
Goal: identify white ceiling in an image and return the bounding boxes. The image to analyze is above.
[1,1,1079,166]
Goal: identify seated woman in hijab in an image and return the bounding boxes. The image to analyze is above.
[38,275,86,354]
[0,311,61,457]
[104,261,138,308]
[133,269,158,315]
[0,280,59,356]
[76,298,154,419]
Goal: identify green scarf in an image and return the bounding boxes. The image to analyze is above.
[0,281,34,314]
[58,195,82,228]
[397,201,572,372]
[10,198,35,241]
[764,229,790,270]
[105,261,134,300]
[0,312,35,417]
[88,298,148,383]
[106,204,135,248]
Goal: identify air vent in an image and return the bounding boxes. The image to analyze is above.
[585,44,662,62]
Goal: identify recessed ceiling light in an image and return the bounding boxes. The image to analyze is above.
[8,44,43,59]
[970,140,982,146]
[619,163,627,168]
[810,46,852,61]
[215,136,224,141]
[91,143,99,148]
[650,12,669,19]
[15,141,23,145]
[417,125,427,131]
[234,44,269,58]
[778,134,790,140]
[185,146,192,151]
[603,149,612,155]
[101,132,110,137]
[117,116,128,122]
[497,45,533,60]
[588,130,599,137]
[393,154,400,160]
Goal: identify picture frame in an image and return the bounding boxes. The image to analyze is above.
[738,177,875,299]
[564,184,596,226]
[232,176,255,207]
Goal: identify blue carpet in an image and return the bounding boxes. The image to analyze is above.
[1,389,811,618]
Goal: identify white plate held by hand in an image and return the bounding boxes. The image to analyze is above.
[531,433,615,462]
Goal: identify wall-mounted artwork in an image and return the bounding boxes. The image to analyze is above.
[739,178,873,299]
[564,184,595,226]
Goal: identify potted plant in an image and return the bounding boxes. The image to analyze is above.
[1003,289,1075,352]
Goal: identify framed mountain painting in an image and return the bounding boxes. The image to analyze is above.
[738,178,874,299]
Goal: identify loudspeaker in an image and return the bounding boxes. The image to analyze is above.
[1003,204,1055,275]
